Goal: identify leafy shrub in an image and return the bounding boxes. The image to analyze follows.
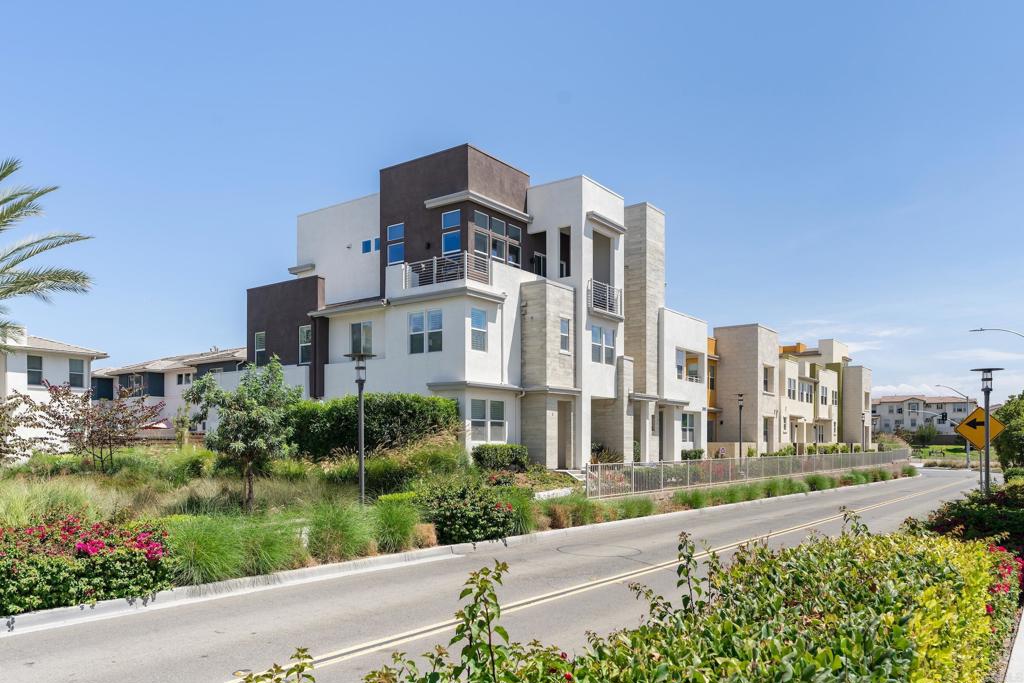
[0,516,171,617]
[764,445,796,457]
[679,448,704,461]
[804,473,836,491]
[287,393,459,460]
[415,478,516,544]
[406,441,466,475]
[361,525,1022,683]
[472,444,530,472]
[319,456,418,496]
[159,449,213,485]
[164,515,245,585]
[307,503,374,562]
[374,496,420,553]
[494,487,537,536]
[927,481,1024,555]
[484,470,516,487]
[615,496,655,519]
[268,458,312,482]
[1004,466,1024,482]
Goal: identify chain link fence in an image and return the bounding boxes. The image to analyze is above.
[585,449,911,499]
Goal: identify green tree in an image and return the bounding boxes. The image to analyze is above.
[184,358,302,512]
[0,158,91,341]
[995,393,1024,468]
[914,422,939,447]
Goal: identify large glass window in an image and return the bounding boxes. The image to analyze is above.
[490,400,506,441]
[298,325,312,365]
[386,223,405,241]
[559,317,570,352]
[681,413,695,442]
[351,321,372,354]
[442,230,461,255]
[27,355,43,386]
[591,325,615,365]
[471,399,487,441]
[411,309,443,354]
[441,209,461,230]
[69,358,85,388]
[387,242,404,265]
[470,308,487,351]
[254,331,267,366]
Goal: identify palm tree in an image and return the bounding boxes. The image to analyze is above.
[0,158,91,341]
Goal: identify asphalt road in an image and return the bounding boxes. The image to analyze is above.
[0,469,978,683]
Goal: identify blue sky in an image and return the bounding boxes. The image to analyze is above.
[5,1,1023,400]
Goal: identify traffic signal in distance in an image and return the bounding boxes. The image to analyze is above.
[941,412,948,422]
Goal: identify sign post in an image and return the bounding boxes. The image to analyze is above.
[962,369,1005,493]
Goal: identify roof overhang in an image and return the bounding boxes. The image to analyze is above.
[427,380,524,393]
[523,385,581,396]
[424,190,532,224]
[311,298,388,318]
[586,211,626,235]
[629,392,659,402]
[288,263,316,275]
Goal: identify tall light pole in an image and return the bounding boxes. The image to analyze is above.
[971,367,1002,494]
[970,327,1024,340]
[936,384,973,469]
[345,351,376,505]
[737,393,744,458]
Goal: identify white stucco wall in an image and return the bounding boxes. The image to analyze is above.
[296,193,381,304]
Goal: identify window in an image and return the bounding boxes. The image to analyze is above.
[409,310,442,354]
[534,253,547,277]
[820,386,828,405]
[909,402,920,412]
[763,417,771,444]
[374,237,381,251]
[897,407,903,414]
[686,354,700,382]
[934,403,944,409]
[888,405,894,414]
[69,358,84,388]
[386,223,404,241]
[508,244,521,267]
[474,231,488,255]
[128,374,144,395]
[177,373,184,385]
[387,242,404,265]
[559,317,570,352]
[490,217,505,236]
[442,230,461,255]
[254,332,267,366]
[441,209,461,230]
[591,325,615,365]
[910,419,917,428]
[675,349,685,380]
[787,378,797,400]
[490,400,506,441]
[832,390,838,406]
[176,372,193,386]
[681,413,695,442]
[799,381,813,403]
[708,363,716,390]
[471,399,487,441]
[27,355,43,385]
[470,308,487,351]
[298,325,312,365]
[473,211,489,229]
[507,225,522,242]
[351,321,372,354]
[361,239,372,254]
[763,366,774,393]
[491,238,505,261]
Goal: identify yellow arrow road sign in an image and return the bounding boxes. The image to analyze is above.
[954,406,1005,451]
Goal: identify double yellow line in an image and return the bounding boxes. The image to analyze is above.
[230,477,967,680]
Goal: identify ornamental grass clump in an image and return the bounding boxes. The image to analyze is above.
[164,515,246,585]
[373,495,420,553]
[307,503,374,562]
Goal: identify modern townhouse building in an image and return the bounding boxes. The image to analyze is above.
[707,326,872,455]
[871,395,977,435]
[234,144,709,469]
[2,328,107,443]
[92,347,245,432]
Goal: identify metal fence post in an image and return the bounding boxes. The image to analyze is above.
[597,464,601,498]
[660,462,665,491]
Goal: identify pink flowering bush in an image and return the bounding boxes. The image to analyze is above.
[0,515,172,616]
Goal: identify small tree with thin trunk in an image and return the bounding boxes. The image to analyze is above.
[21,383,164,471]
[184,358,301,513]
[0,396,31,463]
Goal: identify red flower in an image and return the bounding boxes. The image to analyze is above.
[987,604,995,614]
[564,674,573,681]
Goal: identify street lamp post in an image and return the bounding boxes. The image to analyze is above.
[861,414,866,453]
[737,394,744,459]
[345,351,376,505]
[936,384,973,470]
[971,368,1003,494]
[970,327,1024,340]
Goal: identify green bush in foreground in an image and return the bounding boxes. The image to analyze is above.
[373,497,419,553]
[361,521,1020,683]
[471,443,530,472]
[415,478,517,545]
[307,504,374,562]
[1003,466,1024,482]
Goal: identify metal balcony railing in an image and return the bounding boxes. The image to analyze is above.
[404,252,490,288]
[588,278,622,316]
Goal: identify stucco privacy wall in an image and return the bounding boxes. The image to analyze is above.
[296,193,381,305]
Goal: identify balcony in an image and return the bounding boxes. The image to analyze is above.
[403,252,491,289]
[587,279,622,318]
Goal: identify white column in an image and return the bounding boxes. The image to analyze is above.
[663,406,682,462]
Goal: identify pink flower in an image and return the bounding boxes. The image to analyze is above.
[987,604,995,614]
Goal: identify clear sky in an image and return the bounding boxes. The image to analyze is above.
[5,1,1023,401]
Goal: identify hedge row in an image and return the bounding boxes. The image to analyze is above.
[286,393,459,460]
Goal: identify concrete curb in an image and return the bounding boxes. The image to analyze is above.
[1005,613,1024,682]
[1,471,944,637]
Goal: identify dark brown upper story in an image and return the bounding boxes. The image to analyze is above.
[377,144,545,295]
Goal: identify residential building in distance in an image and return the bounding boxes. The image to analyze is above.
[234,144,709,468]
[871,394,978,435]
[2,328,107,443]
[92,347,245,433]
[707,328,873,455]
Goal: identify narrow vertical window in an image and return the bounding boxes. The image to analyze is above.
[559,317,570,352]
[68,358,84,388]
[27,355,43,385]
[604,328,615,365]
[490,400,506,442]
[471,398,487,441]
[442,231,461,255]
[387,242,404,265]
[351,321,372,354]
[254,331,267,366]
[470,308,487,351]
[298,324,312,365]
[427,309,443,352]
[409,312,425,354]
[591,326,603,363]
[676,349,685,379]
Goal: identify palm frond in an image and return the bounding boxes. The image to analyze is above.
[0,233,91,270]
[0,188,55,232]
[0,159,21,184]
[0,267,92,302]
